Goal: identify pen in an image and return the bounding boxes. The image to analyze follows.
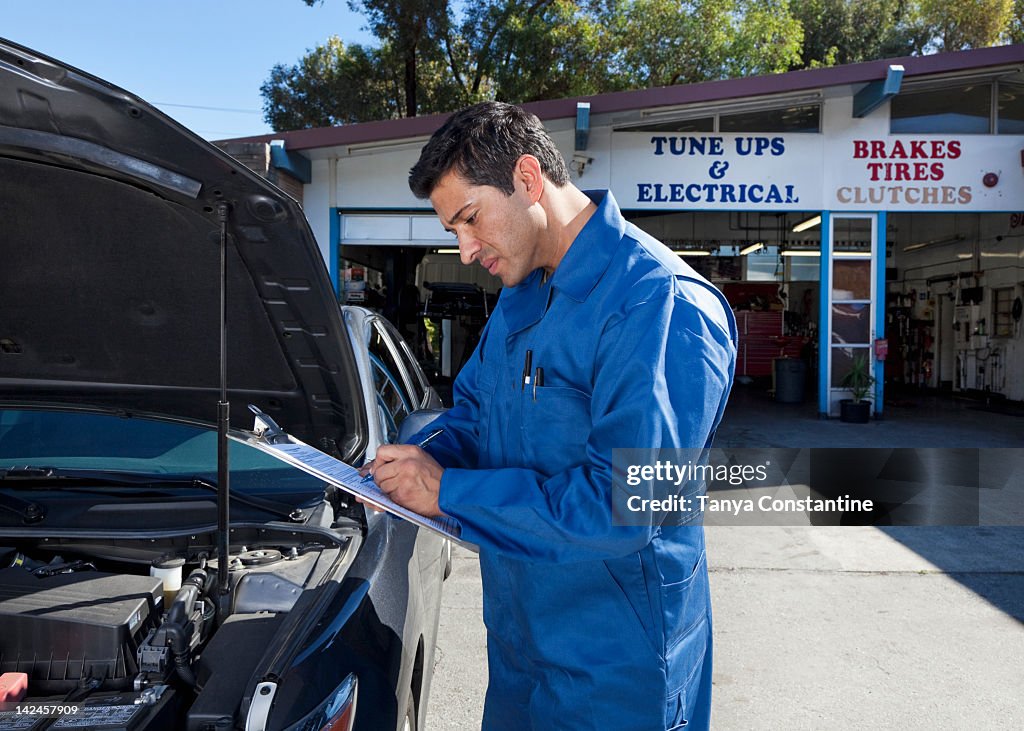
[417,428,445,448]
[363,428,446,482]
[533,366,543,401]
[522,350,533,389]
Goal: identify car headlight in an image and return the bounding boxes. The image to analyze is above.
[283,674,358,731]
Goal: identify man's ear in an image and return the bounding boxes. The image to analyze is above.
[514,154,545,204]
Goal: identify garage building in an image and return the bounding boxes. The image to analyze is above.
[219,44,1024,419]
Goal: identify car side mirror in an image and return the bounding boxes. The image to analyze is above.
[397,408,447,445]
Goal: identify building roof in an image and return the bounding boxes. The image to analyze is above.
[220,44,1024,152]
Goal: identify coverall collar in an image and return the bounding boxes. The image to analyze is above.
[550,190,625,303]
[500,268,549,335]
[501,190,625,336]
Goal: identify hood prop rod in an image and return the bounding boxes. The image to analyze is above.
[216,202,232,618]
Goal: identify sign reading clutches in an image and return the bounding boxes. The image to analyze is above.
[837,138,970,206]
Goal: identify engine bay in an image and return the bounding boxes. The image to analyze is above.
[0,522,356,730]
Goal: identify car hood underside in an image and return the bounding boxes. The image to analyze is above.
[0,39,364,458]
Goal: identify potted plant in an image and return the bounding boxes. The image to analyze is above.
[839,353,876,423]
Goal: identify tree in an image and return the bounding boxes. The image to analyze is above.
[420,0,626,105]
[264,0,803,129]
[725,0,805,77]
[917,0,1015,51]
[260,36,402,129]
[614,0,733,86]
[338,0,450,117]
[483,0,629,102]
[789,0,926,68]
[262,0,1020,131]
[613,0,802,86]
[269,0,628,127]
[1009,0,1024,43]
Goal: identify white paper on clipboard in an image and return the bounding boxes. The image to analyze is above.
[230,407,470,548]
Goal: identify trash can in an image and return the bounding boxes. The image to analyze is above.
[774,358,806,403]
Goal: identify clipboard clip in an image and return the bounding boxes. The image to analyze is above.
[248,404,289,444]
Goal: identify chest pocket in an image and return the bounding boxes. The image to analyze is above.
[519,383,592,476]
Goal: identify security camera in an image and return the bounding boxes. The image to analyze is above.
[571,153,592,177]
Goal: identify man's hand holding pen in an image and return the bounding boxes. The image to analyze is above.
[358,430,447,518]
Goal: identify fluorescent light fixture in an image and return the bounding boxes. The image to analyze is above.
[781,250,821,257]
[903,234,965,252]
[834,251,872,258]
[792,215,822,233]
[436,248,461,254]
[676,250,712,257]
[740,242,764,255]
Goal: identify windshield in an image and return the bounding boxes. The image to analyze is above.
[0,408,324,494]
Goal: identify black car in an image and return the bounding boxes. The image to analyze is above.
[0,39,447,731]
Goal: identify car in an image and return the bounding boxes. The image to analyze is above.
[342,305,453,583]
[342,305,445,448]
[0,38,447,731]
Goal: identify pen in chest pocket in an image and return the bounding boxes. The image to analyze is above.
[521,349,533,389]
[532,366,544,401]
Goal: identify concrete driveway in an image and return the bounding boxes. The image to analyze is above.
[426,526,1024,730]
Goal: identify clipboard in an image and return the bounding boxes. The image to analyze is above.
[230,405,473,550]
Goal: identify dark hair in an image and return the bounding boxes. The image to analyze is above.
[408,101,570,199]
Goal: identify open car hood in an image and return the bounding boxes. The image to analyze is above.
[0,39,365,459]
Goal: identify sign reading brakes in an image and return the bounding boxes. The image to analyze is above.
[611,132,822,210]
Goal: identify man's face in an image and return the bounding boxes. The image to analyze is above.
[430,170,541,288]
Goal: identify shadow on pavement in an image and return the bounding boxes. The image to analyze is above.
[878,526,1024,624]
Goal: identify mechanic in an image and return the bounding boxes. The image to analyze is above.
[365,101,737,731]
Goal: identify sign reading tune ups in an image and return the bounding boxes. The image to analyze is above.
[611,132,1024,212]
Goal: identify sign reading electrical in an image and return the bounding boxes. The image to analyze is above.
[837,139,971,206]
[610,132,824,211]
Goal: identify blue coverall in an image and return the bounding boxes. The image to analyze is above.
[418,191,737,730]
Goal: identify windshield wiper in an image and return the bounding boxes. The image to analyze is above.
[0,467,307,523]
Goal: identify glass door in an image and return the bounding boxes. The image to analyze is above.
[826,214,878,416]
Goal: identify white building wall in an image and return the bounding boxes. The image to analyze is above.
[304,158,334,270]
[336,143,429,210]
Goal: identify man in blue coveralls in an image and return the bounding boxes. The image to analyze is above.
[368,102,737,730]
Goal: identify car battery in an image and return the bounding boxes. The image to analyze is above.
[49,696,150,730]
[0,711,41,730]
[0,694,156,731]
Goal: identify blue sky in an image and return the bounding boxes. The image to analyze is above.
[4,0,375,140]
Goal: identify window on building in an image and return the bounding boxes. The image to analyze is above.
[992,287,1015,337]
[620,104,821,134]
[997,81,1024,135]
[626,117,715,132]
[720,104,820,133]
[787,256,820,281]
[890,82,992,133]
[744,246,782,281]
